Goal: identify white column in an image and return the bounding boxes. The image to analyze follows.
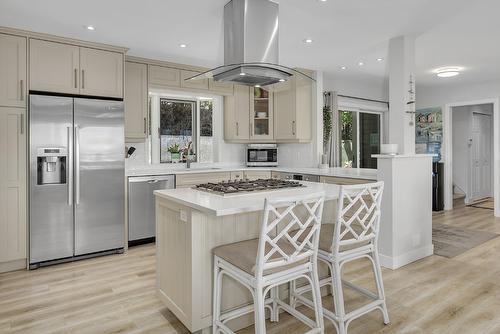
[376,154,434,269]
[388,35,416,154]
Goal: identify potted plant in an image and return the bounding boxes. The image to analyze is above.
[168,144,181,163]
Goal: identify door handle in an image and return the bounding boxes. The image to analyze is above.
[67,126,73,206]
[143,117,147,134]
[81,70,85,89]
[74,69,78,88]
[236,122,239,136]
[147,179,160,184]
[20,80,24,101]
[75,126,80,205]
[19,113,24,134]
[292,121,296,135]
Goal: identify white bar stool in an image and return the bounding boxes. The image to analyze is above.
[291,181,389,334]
[212,192,326,334]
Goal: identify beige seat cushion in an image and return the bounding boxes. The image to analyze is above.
[213,238,309,275]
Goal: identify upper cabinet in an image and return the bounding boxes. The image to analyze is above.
[223,70,313,143]
[180,70,208,90]
[209,79,233,95]
[149,65,180,88]
[250,87,273,141]
[274,72,313,142]
[224,85,250,141]
[79,48,123,98]
[0,34,27,108]
[125,61,148,139]
[30,39,124,98]
[30,39,80,95]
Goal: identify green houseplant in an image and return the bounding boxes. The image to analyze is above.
[168,143,181,163]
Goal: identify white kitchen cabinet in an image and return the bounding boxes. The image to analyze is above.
[0,107,26,271]
[29,39,80,95]
[125,61,148,139]
[209,79,233,95]
[224,85,250,141]
[319,176,375,185]
[149,65,180,88]
[79,47,123,98]
[175,172,232,188]
[30,39,124,98]
[244,170,271,180]
[0,34,27,107]
[180,70,208,90]
[250,87,273,141]
[274,71,313,142]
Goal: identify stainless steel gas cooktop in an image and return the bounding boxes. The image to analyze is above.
[194,178,304,195]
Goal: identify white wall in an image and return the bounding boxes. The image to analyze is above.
[417,80,500,109]
[323,73,388,101]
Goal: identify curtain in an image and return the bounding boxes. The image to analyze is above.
[323,91,340,167]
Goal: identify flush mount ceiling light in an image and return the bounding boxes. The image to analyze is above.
[358,61,364,66]
[179,43,187,48]
[436,67,461,77]
[84,25,95,31]
[303,38,313,44]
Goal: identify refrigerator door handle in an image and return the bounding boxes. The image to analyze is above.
[67,126,73,205]
[75,125,80,205]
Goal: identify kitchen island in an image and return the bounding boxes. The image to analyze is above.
[154,181,340,333]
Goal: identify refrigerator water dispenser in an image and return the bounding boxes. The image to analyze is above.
[37,148,67,185]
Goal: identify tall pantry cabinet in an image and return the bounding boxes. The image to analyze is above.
[0,32,27,272]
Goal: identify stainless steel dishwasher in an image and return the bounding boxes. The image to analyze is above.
[128,175,175,246]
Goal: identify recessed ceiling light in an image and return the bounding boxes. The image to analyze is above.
[341,66,347,70]
[358,62,364,66]
[303,38,313,44]
[179,43,187,48]
[436,67,461,78]
[255,85,261,88]
[279,79,286,82]
[240,72,246,76]
[85,25,95,31]
[376,57,384,62]
[318,0,328,2]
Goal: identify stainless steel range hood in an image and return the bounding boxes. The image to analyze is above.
[186,0,314,87]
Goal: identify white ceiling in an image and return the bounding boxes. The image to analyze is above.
[0,0,498,88]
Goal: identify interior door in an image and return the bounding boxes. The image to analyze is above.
[74,98,124,255]
[471,113,492,201]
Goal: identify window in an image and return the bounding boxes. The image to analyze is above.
[339,110,381,169]
[199,100,214,163]
[159,99,196,163]
[154,95,215,164]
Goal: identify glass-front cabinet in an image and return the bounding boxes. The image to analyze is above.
[250,87,273,140]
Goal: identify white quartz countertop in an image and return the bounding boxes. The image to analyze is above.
[127,165,377,180]
[154,181,340,216]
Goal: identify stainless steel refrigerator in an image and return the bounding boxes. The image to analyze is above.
[29,95,125,268]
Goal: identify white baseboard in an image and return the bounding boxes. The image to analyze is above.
[379,244,434,270]
[0,258,26,273]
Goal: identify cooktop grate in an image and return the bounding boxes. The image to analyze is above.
[194,178,304,195]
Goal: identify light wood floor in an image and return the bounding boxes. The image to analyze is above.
[2,204,500,334]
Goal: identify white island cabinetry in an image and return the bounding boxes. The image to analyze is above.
[154,182,339,333]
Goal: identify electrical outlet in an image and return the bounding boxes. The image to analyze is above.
[180,210,188,222]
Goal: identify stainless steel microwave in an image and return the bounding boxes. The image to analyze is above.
[246,144,278,167]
